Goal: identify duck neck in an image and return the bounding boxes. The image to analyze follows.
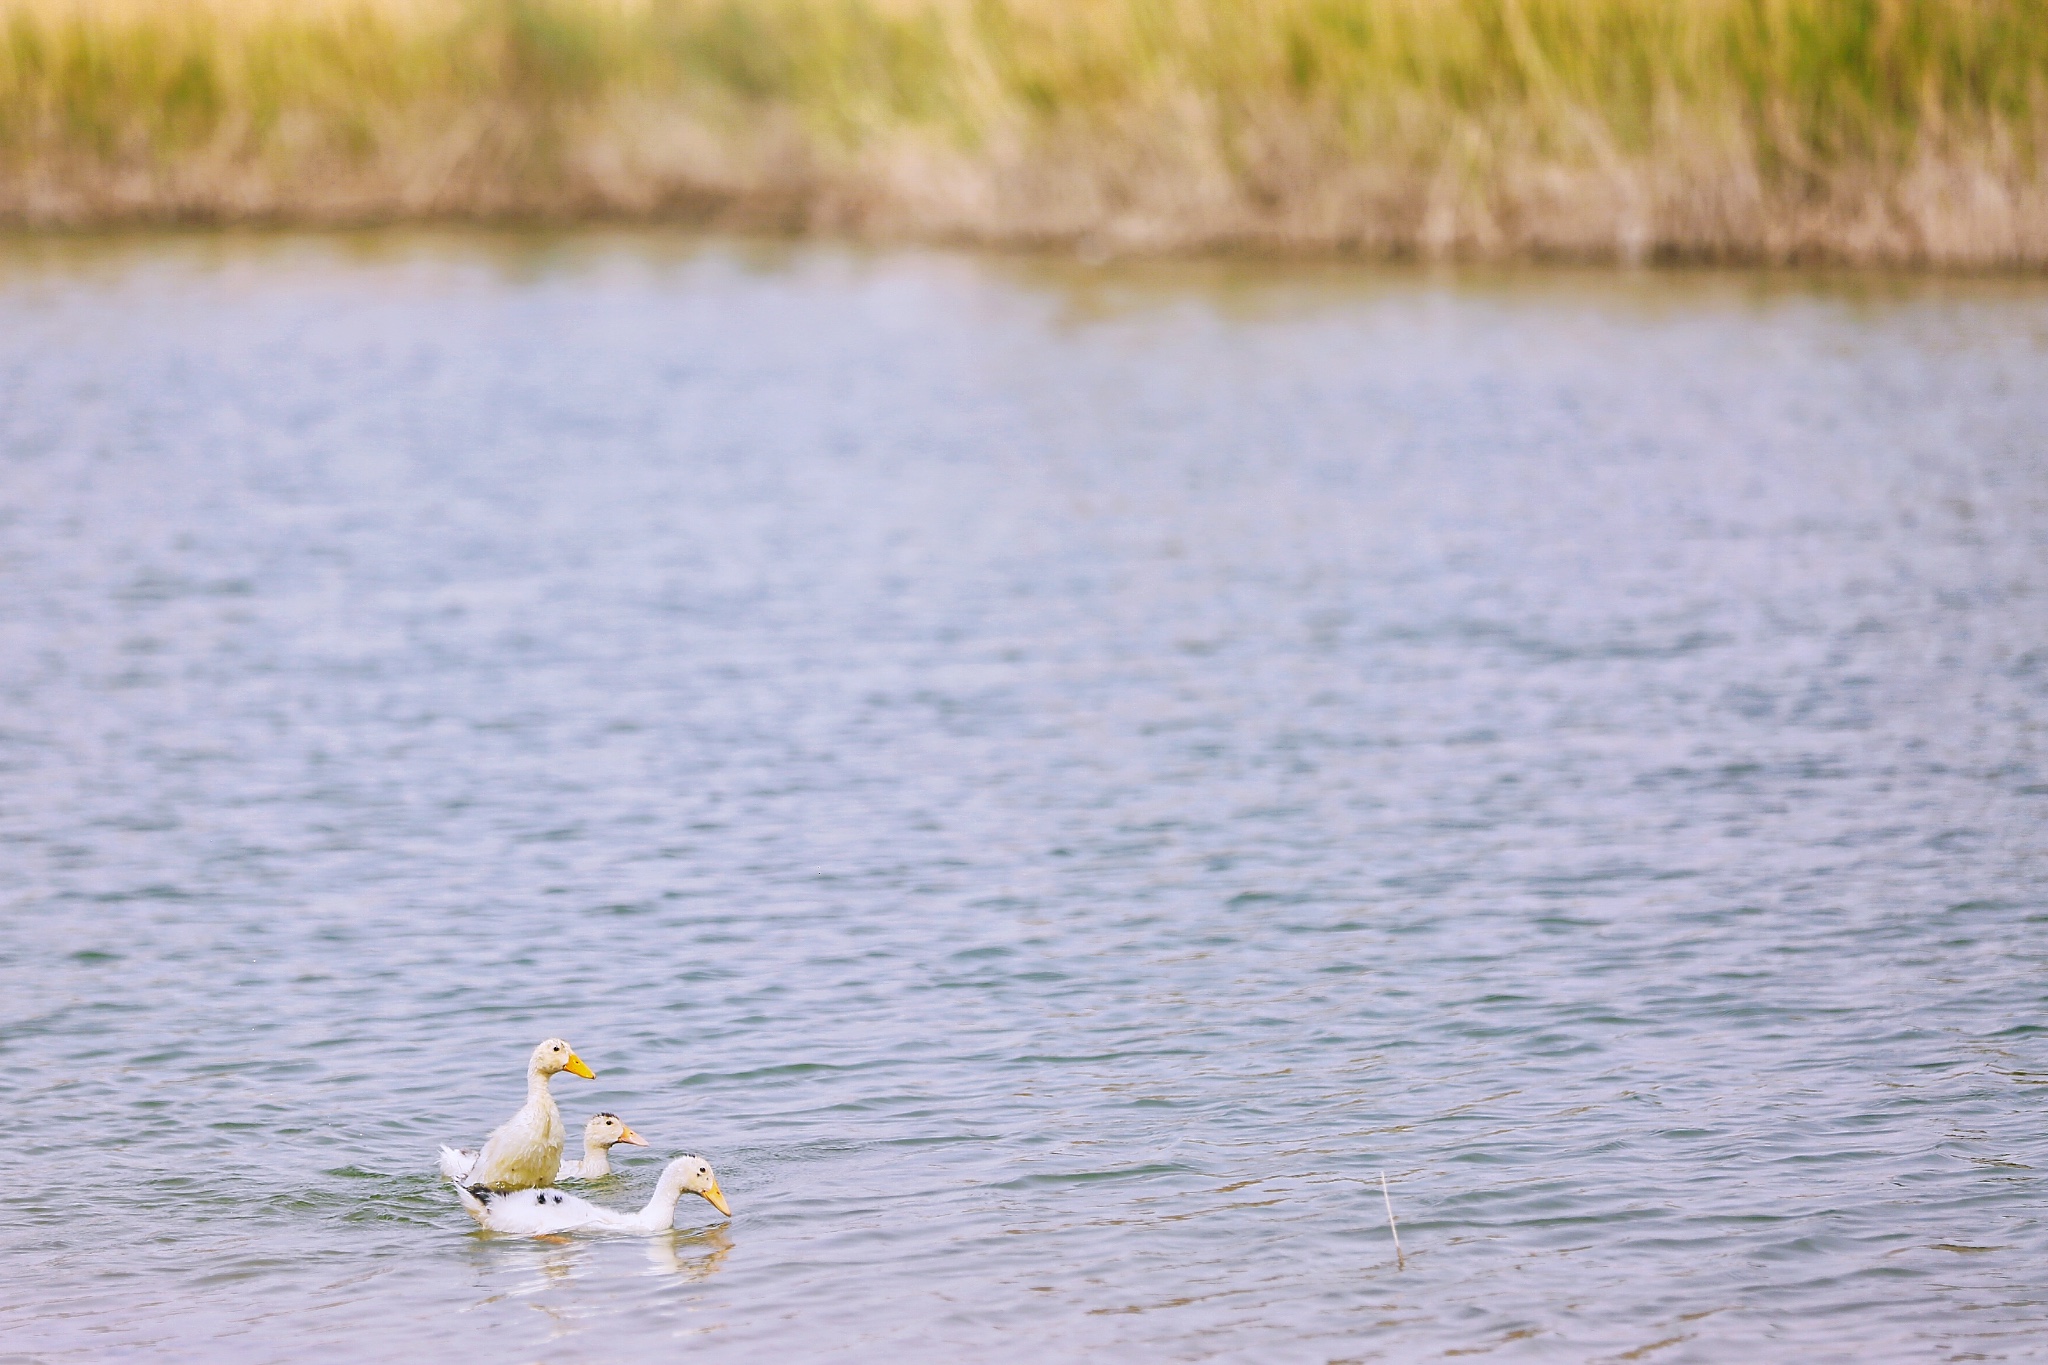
[629,1178,686,1233]
[578,1144,611,1178]
[526,1066,562,1141]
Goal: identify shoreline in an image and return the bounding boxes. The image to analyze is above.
[13,224,2048,306]
[10,177,2045,271]
[9,214,2048,279]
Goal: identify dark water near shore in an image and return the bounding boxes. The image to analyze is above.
[1,234,2044,1363]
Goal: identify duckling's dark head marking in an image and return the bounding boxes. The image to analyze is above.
[536,1192,547,1204]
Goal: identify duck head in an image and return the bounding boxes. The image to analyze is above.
[586,1111,647,1150]
[661,1154,732,1217]
[532,1037,596,1079]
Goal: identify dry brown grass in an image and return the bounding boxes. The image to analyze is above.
[2,0,2044,265]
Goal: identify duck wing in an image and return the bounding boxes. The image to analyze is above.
[438,1147,479,1182]
[459,1184,621,1235]
[464,1090,565,1191]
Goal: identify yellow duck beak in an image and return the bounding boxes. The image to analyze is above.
[700,1179,732,1218]
[564,1052,596,1079]
[618,1125,649,1147]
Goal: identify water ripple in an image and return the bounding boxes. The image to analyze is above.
[0,236,2044,1362]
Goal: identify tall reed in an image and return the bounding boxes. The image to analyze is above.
[2,0,2043,264]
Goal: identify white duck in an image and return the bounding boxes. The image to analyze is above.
[439,1112,646,1183]
[555,1111,646,1179]
[457,1154,732,1235]
[453,1037,596,1192]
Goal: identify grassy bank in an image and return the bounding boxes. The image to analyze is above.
[2,0,2044,264]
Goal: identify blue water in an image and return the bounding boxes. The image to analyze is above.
[1,234,2044,1362]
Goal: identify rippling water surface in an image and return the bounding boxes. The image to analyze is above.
[1,234,2044,1362]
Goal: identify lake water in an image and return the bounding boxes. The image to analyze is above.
[1,233,2044,1363]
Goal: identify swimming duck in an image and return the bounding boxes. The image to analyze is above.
[439,1112,646,1184]
[455,1038,596,1192]
[458,1154,732,1235]
[557,1112,647,1179]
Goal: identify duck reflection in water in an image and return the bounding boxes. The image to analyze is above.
[458,1234,593,1314]
[647,1226,734,1280]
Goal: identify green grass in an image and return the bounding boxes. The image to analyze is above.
[2,0,2044,263]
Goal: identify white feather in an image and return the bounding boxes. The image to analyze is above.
[439,1145,477,1182]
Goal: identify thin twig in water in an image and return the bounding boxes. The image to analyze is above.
[1380,1171,1405,1270]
